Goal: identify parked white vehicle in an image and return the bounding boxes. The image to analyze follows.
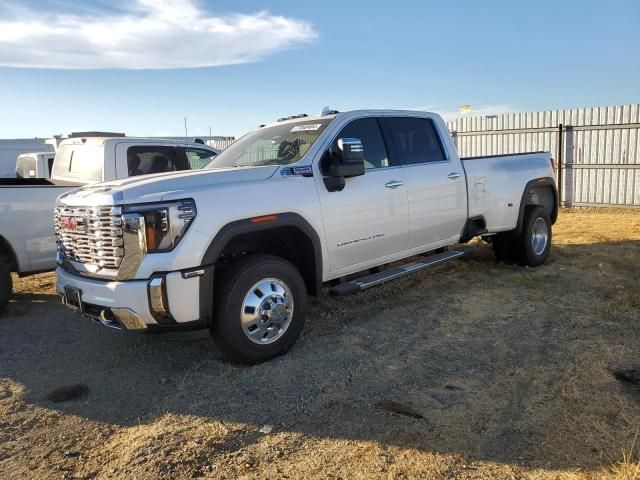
[0,133,218,313]
[55,110,558,363]
[16,151,56,178]
[0,139,55,177]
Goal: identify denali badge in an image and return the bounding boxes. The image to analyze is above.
[337,233,385,247]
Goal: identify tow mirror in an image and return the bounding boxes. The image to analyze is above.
[324,138,365,192]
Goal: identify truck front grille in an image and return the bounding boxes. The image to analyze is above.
[54,206,124,269]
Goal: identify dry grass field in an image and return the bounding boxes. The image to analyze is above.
[1,208,639,479]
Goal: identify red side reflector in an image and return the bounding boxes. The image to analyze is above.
[251,215,278,224]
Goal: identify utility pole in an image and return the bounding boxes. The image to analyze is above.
[184,117,188,139]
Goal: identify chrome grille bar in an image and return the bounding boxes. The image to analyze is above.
[54,206,125,269]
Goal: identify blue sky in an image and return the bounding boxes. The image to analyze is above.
[0,0,638,138]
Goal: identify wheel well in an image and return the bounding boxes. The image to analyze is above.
[526,185,557,223]
[0,235,17,271]
[460,216,487,243]
[217,226,319,296]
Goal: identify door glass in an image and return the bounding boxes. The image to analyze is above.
[126,146,187,176]
[386,117,446,165]
[184,147,217,169]
[320,117,390,174]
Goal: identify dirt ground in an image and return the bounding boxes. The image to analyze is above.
[1,209,639,480]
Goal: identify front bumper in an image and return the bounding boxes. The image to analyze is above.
[56,267,208,331]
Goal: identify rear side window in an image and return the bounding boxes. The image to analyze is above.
[385,117,446,165]
[182,147,217,169]
[52,144,103,181]
[126,146,189,177]
[16,155,36,178]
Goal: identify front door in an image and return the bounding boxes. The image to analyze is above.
[314,117,410,273]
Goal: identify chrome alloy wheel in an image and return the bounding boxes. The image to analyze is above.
[240,278,294,345]
[531,217,549,256]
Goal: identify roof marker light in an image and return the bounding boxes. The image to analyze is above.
[251,215,278,224]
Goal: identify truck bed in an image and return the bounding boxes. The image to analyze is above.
[460,151,554,232]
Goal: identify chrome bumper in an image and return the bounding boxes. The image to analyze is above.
[60,294,149,331]
[57,266,203,331]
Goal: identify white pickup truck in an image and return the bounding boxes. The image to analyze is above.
[55,110,558,363]
[16,151,57,179]
[0,134,218,313]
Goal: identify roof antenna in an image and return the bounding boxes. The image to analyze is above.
[321,106,339,116]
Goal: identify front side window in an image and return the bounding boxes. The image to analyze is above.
[183,147,217,169]
[385,117,446,165]
[320,117,390,174]
[126,146,189,177]
[206,119,333,169]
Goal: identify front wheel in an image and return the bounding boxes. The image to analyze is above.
[0,262,12,316]
[211,254,307,364]
[517,205,552,267]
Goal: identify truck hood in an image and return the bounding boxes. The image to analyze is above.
[59,166,279,206]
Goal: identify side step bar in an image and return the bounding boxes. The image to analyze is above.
[329,247,471,296]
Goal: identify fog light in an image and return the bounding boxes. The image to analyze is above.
[112,308,148,331]
[148,276,167,317]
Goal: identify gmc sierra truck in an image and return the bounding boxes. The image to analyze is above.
[0,134,218,314]
[55,110,558,363]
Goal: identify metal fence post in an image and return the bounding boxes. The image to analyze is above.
[557,123,564,206]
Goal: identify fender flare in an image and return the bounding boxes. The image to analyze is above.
[515,177,559,235]
[198,213,323,325]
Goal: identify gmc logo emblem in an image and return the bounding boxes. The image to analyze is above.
[60,216,81,230]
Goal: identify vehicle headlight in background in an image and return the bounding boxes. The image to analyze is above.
[123,199,196,252]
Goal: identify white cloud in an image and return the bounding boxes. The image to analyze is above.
[0,0,317,69]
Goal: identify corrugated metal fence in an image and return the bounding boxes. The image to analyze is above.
[207,137,236,151]
[448,104,640,207]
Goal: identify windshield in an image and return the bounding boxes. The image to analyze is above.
[205,118,334,169]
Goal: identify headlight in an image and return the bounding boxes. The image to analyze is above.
[123,199,196,252]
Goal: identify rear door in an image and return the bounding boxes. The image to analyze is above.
[314,116,409,273]
[383,116,467,249]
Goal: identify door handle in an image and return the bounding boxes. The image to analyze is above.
[447,172,462,180]
[385,180,404,189]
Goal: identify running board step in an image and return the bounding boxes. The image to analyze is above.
[329,248,471,296]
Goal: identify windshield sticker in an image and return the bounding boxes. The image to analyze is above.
[291,124,323,132]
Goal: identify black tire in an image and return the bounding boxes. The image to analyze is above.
[492,232,519,264]
[0,262,12,316]
[517,205,552,267]
[211,254,307,364]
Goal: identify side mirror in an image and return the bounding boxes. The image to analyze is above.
[324,138,365,192]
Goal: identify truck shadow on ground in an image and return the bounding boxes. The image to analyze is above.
[1,240,639,471]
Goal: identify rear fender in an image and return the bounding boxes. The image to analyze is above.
[515,177,558,235]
